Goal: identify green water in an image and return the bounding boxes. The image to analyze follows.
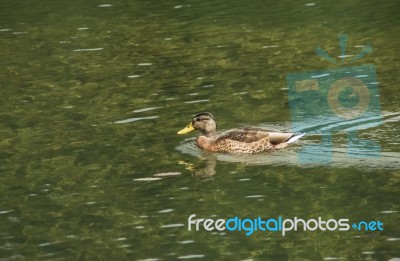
[1,0,399,260]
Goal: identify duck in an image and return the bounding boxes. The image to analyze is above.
[177,112,304,154]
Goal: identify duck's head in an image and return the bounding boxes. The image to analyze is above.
[177,112,217,137]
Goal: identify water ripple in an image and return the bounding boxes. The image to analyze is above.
[178,240,195,244]
[245,195,265,198]
[311,73,330,78]
[0,210,13,214]
[158,209,174,213]
[115,116,158,124]
[178,254,205,259]
[73,48,103,52]
[184,99,209,104]
[154,172,181,177]
[133,177,162,181]
[161,223,184,228]
[133,107,161,113]
[381,210,398,214]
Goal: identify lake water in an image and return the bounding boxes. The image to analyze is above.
[0,0,399,260]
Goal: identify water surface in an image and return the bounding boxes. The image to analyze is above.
[0,0,399,260]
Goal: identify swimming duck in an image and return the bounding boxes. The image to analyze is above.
[177,112,304,154]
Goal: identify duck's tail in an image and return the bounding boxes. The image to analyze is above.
[287,133,306,144]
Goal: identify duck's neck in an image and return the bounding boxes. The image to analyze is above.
[196,129,218,151]
[202,130,217,138]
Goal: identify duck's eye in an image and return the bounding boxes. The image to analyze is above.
[195,118,202,122]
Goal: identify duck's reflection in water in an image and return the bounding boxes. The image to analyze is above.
[178,151,217,178]
[194,152,217,177]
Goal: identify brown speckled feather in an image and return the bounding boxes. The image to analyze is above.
[208,128,293,154]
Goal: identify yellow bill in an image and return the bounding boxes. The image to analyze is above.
[177,122,195,134]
